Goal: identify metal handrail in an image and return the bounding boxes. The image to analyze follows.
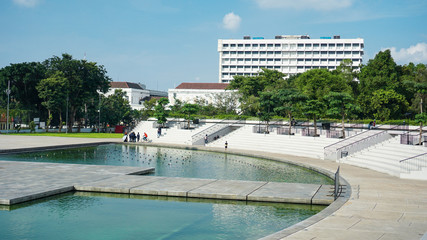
[336,125,405,150]
[325,124,404,161]
[191,119,244,144]
[324,128,367,150]
[399,152,427,163]
[399,152,427,174]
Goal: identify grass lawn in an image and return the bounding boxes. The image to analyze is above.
[8,132,123,138]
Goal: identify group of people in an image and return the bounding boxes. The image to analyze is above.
[123,131,148,142]
[368,120,376,130]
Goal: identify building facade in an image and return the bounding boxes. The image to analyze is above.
[218,35,364,83]
[168,83,237,106]
[106,82,167,110]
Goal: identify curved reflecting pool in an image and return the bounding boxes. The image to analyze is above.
[0,144,333,184]
[0,192,325,240]
[0,144,332,239]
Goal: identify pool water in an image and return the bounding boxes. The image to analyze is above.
[0,144,333,184]
[0,192,325,240]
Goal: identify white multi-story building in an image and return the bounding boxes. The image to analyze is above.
[218,35,364,83]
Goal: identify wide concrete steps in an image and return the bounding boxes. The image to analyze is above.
[342,136,427,177]
[208,125,339,159]
[132,121,216,145]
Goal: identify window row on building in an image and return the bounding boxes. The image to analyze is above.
[221,43,363,50]
[221,51,363,57]
[221,58,361,65]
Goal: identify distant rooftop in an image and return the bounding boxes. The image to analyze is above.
[110,82,144,90]
[175,83,229,90]
[241,35,343,40]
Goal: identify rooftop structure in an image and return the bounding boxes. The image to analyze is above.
[218,35,364,83]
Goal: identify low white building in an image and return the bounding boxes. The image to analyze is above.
[168,82,239,106]
[106,82,167,110]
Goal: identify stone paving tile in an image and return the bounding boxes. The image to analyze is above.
[75,175,165,193]
[131,177,217,197]
[248,182,325,204]
[188,179,267,200]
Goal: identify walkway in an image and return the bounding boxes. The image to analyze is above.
[0,135,426,239]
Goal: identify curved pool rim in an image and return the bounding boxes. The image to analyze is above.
[136,142,352,239]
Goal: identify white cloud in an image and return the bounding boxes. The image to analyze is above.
[255,0,353,11]
[13,0,40,8]
[222,12,241,31]
[387,43,427,64]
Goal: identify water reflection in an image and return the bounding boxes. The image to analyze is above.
[0,144,333,184]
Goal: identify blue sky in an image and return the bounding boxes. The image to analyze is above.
[1,0,427,91]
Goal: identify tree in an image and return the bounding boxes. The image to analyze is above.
[301,100,325,136]
[334,59,359,97]
[0,62,47,122]
[324,92,359,138]
[43,54,111,132]
[228,69,286,115]
[210,91,240,114]
[259,91,277,132]
[154,97,169,127]
[181,103,199,129]
[0,62,46,110]
[294,69,351,101]
[358,50,401,117]
[100,89,132,129]
[370,89,408,121]
[273,89,307,133]
[36,71,68,132]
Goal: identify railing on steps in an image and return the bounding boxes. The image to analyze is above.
[400,126,426,146]
[191,119,245,145]
[324,124,405,161]
[252,120,285,134]
[334,166,341,200]
[400,152,427,174]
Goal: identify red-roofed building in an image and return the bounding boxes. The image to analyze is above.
[168,82,239,107]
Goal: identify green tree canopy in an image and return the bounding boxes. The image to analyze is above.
[100,89,132,128]
[324,92,359,138]
[154,97,169,126]
[181,103,199,129]
[36,71,68,131]
[43,53,111,132]
[370,89,408,121]
[0,62,46,112]
[294,69,351,101]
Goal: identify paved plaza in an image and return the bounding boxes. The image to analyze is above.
[0,135,426,239]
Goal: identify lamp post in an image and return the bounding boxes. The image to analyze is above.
[98,94,101,133]
[66,94,69,134]
[6,80,11,134]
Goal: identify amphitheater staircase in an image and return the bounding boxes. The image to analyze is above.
[341,136,427,179]
[207,125,340,159]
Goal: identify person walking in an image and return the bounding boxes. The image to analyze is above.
[137,132,140,142]
[204,134,208,145]
[157,127,162,138]
[225,141,228,150]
